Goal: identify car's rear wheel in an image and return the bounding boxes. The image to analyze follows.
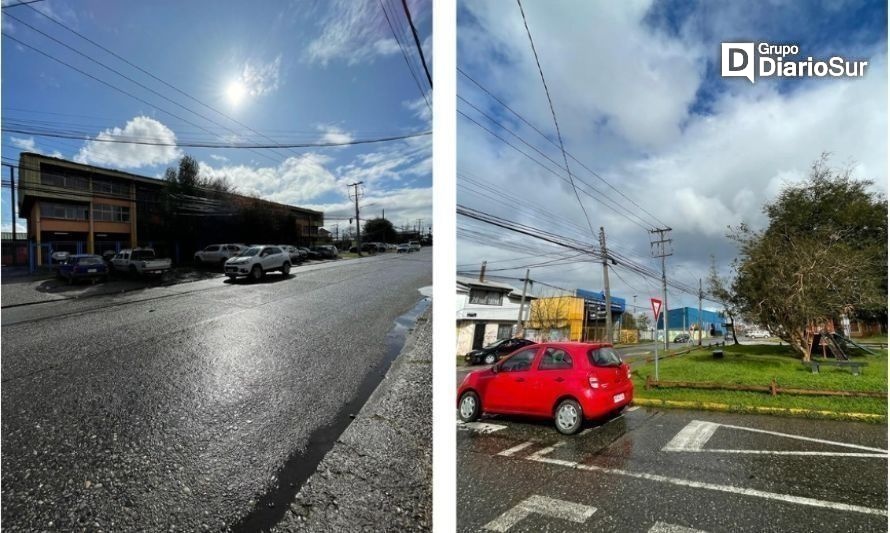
[251,265,263,281]
[281,262,291,275]
[483,353,496,365]
[554,399,583,435]
[458,391,481,422]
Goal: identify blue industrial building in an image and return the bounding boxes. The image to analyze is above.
[657,307,725,335]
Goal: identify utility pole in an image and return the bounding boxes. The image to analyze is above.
[9,165,17,266]
[348,182,363,256]
[516,269,530,337]
[333,223,339,243]
[599,227,612,344]
[650,227,673,351]
[698,279,704,347]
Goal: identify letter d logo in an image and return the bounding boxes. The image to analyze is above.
[721,42,755,83]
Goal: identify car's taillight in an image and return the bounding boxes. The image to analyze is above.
[588,374,600,389]
[626,366,632,379]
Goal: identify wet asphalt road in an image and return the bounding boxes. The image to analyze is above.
[457,408,888,532]
[1,250,431,531]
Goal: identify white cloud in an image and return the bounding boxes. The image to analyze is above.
[240,55,281,97]
[198,154,339,205]
[209,154,229,163]
[9,136,63,158]
[404,96,432,123]
[74,116,182,169]
[10,136,37,151]
[317,125,354,145]
[305,0,428,66]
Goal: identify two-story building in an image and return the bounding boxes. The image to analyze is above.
[455,276,536,356]
[16,152,324,269]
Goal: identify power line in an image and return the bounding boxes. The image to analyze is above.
[516,0,595,240]
[378,0,431,112]
[399,0,431,88]
[1,125,431,148]
[1,0,45,8]
[458,67,670,229]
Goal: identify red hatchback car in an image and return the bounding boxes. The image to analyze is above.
[457,342,633,434]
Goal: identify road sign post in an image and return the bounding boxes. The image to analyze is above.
[651,298,663,380]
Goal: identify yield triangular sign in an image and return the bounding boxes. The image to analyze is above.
[650,298,662,320]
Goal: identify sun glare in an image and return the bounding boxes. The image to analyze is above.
[226,80,247,106]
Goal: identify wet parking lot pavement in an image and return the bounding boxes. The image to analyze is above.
[457,407,887,532]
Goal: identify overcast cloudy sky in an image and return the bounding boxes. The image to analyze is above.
[457,0,887,314]
[2,0,431,236]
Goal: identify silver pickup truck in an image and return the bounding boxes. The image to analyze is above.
[111,248,172,276]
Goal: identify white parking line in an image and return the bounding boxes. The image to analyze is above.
[627,405,640,412]
[663,420,888,456]
[483,495,596,531]
[527,442,887,517]
[497,441,535,457]
[648,521,708,533]
[457,421,508,434]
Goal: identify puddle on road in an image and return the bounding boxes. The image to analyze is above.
[230,296,431,532]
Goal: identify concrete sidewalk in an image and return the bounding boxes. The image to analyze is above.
[275,309,433,532]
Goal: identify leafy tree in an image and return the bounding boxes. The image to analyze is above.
[363,217,398,243]
[707,255,740,345]
[729,155,887,360]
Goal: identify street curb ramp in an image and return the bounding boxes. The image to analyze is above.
[275,309,432,532]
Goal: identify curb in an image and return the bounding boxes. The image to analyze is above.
[633,397,887,423]
[275,307,433,531]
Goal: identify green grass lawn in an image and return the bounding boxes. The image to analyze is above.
[632,344,887,418]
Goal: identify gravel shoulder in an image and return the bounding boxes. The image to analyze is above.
[275,308,433,532]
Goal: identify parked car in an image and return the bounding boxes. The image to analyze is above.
[396,243,410,253]
[465,338,536,365]
[457,342,633,435]
[408,240,421,251]
[57,254,108,284]
[101,250,118,263]
[112,248,172,276]
[312,245,339,259]
[296,246,318,260]
[673,333,690,343]
[279,245,304,265]
[194,243,245,266]
[224,245,291,281]
[748,330,771,339]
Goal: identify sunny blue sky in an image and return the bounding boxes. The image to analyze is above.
[2,0,432,235]
[457,0,887,313]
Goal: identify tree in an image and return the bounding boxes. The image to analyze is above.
[729,155,887,360]
[707,255,740,345]
[363,217,398,243]
[527,294,572,342]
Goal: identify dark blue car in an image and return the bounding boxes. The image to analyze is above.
[57,254,109,284]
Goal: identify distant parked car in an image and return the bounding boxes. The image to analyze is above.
[457,342,633,435]
[408,240,421,252]
[396,243,410,253]
[57,254,108,284]
[224,245,291,281]
[748,330,771,339]
[279,245,304,265]
[673,333,690,343]
[101,250,118,263]
[112,248,172,276]
[312,245,338,259]
[465,338,536,365]
[194,244,245,266]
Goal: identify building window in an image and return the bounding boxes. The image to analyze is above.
[40,202,88,220]
[41,172,89,191]
[469,289,503,306]
[93,204,130,222]
[497,324,513,339]
[92,178,129,197]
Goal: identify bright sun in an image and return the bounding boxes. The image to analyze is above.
[226,81,247,106]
